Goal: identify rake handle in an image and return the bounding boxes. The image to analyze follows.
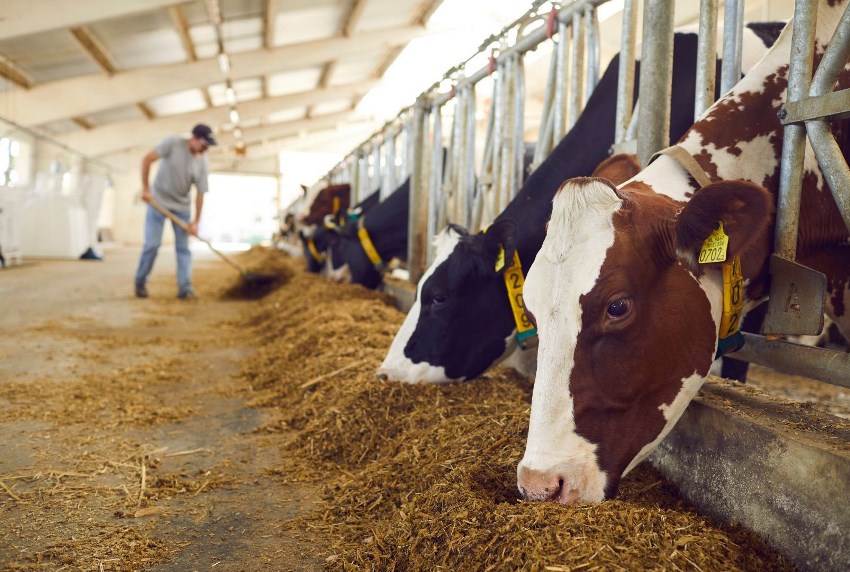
[146,197,247,275]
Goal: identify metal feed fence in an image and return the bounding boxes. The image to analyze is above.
[316,0,850,388]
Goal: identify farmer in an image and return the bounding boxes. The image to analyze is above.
[134,123,216,300]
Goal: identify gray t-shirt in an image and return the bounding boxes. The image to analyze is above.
[151,136,209,213]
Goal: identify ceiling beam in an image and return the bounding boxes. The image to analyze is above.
[0,0,190,41]
[56,79,380,156]
[70,26,120,75]
[342,0,369,37]
[137,103,156,120]
[264,0,278,49]
[169,5,197,60]
[7,25,426,128]
[413,0,445,26]
[72,117,93,130]
[0,53,35,89]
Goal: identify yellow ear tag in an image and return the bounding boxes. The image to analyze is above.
[699,221,729,264]
[495,245,506,272]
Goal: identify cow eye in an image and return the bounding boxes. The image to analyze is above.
[607,297,631,319]
[432,293,447,306]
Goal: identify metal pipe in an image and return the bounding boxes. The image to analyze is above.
[512,54,526,200]
[636,0,675,167]
[464,85,477,229]
[554,19,570,145]
[584,5,600,103]
[735,333,850,389]
[695,0,718,120]
[535,44,559,166]
[569,10,585,128]
[429,102,443,254]
[774,0,817,260]
[615,0,638,145]
[408,100,429,281]
[429,0,610,108]
[720,0,744,95]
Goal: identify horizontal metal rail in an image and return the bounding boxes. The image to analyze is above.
[735,334,850,389]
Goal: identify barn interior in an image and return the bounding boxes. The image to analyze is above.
[1,1,849,571]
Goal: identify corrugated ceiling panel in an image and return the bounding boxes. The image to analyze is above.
[146,89,209,116]
[89,10,186,69]
[265,107,307,125]
[329,53,385,86]
[0,30,100,83]
[267,67,323,96]
[356,0,420,33]
[273,4,342,47]
[311,100,354,116]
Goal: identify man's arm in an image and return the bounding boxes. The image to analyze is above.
[140,150,160,203]
[189,190,204,236]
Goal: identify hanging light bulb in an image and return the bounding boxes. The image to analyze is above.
[217,53,231,74]
[229,108,240,124]
[225,84,236,105]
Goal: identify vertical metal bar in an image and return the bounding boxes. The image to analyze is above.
[615,0,638,145]
[408,99,430,283]
[385,135,397,198]
[584,5,600,103]
[464,85,476,229]
[554,20,570,144]
[695,0,718,120]
[774,0,817,259]
[429,103,444,256]
[535,46,558,167]
[494,57,509,214]
[636,0,675,167]
[569,11,585,128]
[720,0,744,95]
[512,54,525,200]
[806,3,850,232]
[372,144,382,199]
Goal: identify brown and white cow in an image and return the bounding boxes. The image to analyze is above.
[517,3,850,504]
[298,183,351,226]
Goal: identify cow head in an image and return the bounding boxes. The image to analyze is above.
[378,220,520,383]
[298,184,351,225]
[517,176,772,503]
[317,222,382,288]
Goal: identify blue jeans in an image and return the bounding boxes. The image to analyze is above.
[134,205,193,294]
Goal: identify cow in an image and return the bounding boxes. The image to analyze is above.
[322,178,411,289]
[378,24,784,384]
[297,183,351,226]
[301,189,382,274]
[516,3,849,504]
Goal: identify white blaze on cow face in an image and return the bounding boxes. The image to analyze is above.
[517,178,622,504]
[377,228,461,384]
[518,176,728,504]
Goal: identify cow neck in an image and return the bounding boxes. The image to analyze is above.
[357,217,385,271]
[306,238,325,263]
[357,180,411,266]
[652,145,744,358]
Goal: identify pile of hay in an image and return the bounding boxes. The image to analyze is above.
[240,257,793,571]
[206,246,295,300]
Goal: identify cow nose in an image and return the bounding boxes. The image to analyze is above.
[375,368,390,382]
[517,465,571,503]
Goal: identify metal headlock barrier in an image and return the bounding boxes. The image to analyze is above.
[316,0,850,388]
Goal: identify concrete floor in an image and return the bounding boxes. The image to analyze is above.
[0,246,323,571]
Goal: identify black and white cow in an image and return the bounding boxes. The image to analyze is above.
[378,24,784,383]
[301,188,381,274]
[323,178,411,289]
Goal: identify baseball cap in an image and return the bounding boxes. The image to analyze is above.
[191,123,217,146]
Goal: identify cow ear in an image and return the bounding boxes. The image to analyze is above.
[591,153,641,186]
[483,219,518,275]
[674,180,773,273]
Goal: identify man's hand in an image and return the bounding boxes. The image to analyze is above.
[141,187,152,203]
[188,221,199,236]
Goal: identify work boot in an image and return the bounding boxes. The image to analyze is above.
[135,284,148,298]
[177,289,197,301]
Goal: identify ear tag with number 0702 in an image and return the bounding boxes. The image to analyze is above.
[699,221,729,264]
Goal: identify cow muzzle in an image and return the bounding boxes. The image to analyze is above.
[517,465,581,504]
